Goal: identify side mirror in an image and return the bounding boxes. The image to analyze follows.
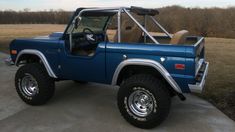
[74,17,81,29]
[74,18,78,29]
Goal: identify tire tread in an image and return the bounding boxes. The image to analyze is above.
[117,74,171,129]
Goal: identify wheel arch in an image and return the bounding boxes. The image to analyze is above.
[112,59,182,93]
[15,49,57,78]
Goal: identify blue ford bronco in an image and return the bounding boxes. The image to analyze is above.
[6,7,209,128]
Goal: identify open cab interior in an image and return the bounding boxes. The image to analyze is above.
[63,6,203,57]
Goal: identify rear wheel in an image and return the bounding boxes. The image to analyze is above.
[117,74,171,129]
[15,63,55,105]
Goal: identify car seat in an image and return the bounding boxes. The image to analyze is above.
[113,20,142,43]
[170,30,189,44]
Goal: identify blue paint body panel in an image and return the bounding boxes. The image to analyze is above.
[105,42,198,93]
[10,36,61,76]
[9,34,204,93]
[58,41,107,83]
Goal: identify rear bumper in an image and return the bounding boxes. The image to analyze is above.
[4,57,14,66]
[188,62,209,93]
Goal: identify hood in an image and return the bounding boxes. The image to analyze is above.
[33,32,63,40]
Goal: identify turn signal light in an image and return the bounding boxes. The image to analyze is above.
[11,50,17,55]
[175,64,185,70]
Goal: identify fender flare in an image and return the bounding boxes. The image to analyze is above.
[111,59,182,93]
[15,49,57,78]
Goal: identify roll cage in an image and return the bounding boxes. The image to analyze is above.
[65,6,173,52]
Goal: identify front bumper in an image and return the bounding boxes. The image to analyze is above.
[4,57,14,66]
[188,62,209,93]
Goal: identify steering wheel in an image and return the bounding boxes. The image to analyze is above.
[83,28,98,45]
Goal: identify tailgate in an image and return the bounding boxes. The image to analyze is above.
[188,37,209,93]
[194,37,205,76]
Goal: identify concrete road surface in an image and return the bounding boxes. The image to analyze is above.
[0,52,234,132]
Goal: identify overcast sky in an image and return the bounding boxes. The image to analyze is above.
[0,0,234,11]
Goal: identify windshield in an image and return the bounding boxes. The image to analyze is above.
[67,16,109,34]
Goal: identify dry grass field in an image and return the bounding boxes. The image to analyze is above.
[0,24,66,52]
[203,38,235,120]
[0,24,234,120]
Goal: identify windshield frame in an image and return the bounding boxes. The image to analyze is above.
[67,16,110,34]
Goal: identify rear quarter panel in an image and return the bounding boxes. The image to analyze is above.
[106,42,196,93]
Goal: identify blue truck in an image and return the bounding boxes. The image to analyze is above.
[6,7,209,128]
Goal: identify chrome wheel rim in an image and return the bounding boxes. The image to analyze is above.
[128,88,154,117]
[21,73,39,96]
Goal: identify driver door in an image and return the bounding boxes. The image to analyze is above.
[60,42,106,83]
[59,16,109,83]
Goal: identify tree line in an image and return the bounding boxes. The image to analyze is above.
[0,6,235,38]
[0,10,72,24]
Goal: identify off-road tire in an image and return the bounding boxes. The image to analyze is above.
[15,63,55,105]
[117,74,171,129]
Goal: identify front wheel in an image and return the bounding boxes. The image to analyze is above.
[15,63,55,106]
[117,74,171,129]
